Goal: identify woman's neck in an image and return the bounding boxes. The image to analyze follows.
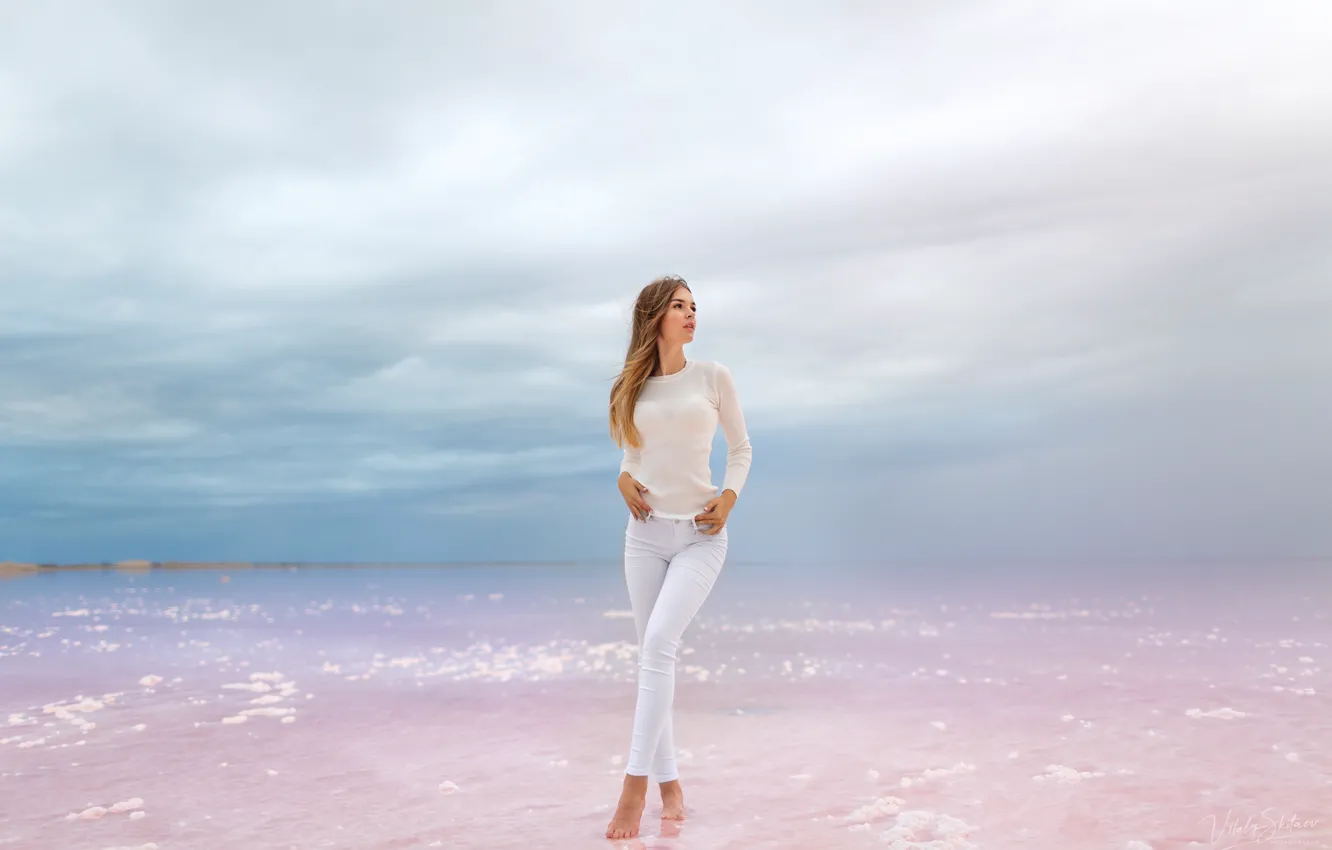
[655,351,687,377]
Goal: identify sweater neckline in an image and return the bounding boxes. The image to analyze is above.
[647,359,696,382]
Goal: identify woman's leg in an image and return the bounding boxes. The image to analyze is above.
[623,530,728,778]
[622,519,678,781]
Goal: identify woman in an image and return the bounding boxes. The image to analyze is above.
[604,275,753,840]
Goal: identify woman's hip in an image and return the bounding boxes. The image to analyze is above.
[625,513,728,559]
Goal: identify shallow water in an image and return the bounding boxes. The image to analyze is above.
[1,562,1329,849]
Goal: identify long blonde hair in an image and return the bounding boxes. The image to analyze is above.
[609,275,691,450]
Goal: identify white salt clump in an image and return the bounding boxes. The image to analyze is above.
[48,697,104,715]
[845,795,905,822]
[221,715,248,724]
[267,769,279,776]
[1034,764,1106,783]
[1185,707,1249,720]
[898,763,975,788]
[438,780,460,794]
[129,810,146,820]
[281,715,296,724]
[75,806,107,819]
[879,809,978,849]
[132,724,146,732]
[866,769,880,781]
[929,721,946,731]
[138,675,163,687]
[222,682,271,693]
[535,657,564,674]
[108,798,144,813]
[250,695,284,705]
[240,707,292,718]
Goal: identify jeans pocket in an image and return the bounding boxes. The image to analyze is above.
[626,513,657,538]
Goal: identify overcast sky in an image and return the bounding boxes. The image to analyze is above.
[2,1,1329,569]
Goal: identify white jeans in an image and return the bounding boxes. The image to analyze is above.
[622,512,729,782]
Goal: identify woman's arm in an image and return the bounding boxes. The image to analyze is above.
[715,363,752,500]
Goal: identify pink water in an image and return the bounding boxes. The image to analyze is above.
[1,563,1328,849]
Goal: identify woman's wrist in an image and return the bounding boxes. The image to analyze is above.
[721,489,738,508]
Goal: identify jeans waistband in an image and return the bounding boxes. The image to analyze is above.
[645,512,701,529]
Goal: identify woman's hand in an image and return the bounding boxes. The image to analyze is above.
[694,491,736,535]
[619,473,651,521]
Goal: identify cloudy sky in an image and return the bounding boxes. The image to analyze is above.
[2,1,1329,569]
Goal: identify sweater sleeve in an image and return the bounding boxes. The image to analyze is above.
[714,363,753,496]
[619,439,642,478]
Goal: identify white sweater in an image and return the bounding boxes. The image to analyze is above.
[619,359,753,520]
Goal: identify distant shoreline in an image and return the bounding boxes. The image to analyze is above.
[0,560,596,577]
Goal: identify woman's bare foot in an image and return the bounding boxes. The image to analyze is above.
[605,774,648,839]
[659,779,686,820]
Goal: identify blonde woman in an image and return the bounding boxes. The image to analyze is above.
[604,275,753,840]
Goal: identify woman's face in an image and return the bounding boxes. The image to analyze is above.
[658,285,696,345]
